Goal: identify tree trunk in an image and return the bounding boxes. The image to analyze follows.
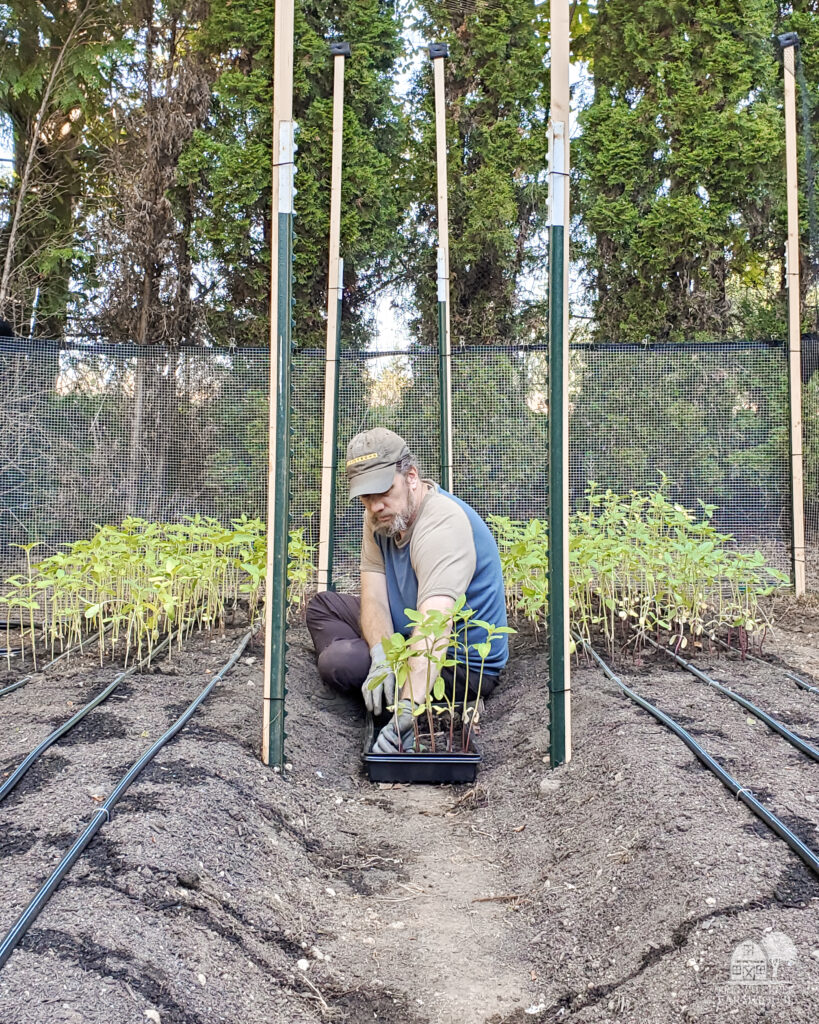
[127,355,147,515]
[0,1,89,319]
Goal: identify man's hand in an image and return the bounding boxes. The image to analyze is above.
[362,642,396,716]
[372,699,417,753]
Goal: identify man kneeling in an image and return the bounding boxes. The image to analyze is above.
[305,429,508,753]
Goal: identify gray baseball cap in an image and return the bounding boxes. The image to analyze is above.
[346,428,410,499]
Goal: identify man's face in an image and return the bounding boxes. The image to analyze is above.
[360,468,420,538]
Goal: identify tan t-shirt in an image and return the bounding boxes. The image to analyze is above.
[360,482,476,605]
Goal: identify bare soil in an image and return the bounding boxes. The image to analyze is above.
[1,609,819,1024]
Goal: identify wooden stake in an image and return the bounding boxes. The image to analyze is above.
[317,43,349,593]
[783,41,807,598]
[431,43,453,493]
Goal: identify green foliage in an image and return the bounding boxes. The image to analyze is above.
[179,0,407,348]
[576,0,785,342]
[287,526,316,616]
[0,517,312,667]
[490,485,789,658]
[403,0,550,345]
[6,0,819,353]
[0,0,128,335]
[371,595,514,753]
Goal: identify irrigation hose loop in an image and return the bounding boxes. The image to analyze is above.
[0,627,257,972]
[0,674,34,699]
[711,635,819,694]
[574,635,819,881]
[646,636,819,765]
[0,630,176,804]
[0,631,103,699]
[786,674,819,696]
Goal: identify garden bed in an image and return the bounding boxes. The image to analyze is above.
[0,609,818,1023]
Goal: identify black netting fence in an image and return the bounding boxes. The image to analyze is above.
[0,341,269,550]
[807,370,819,574]
[0,337,815,588]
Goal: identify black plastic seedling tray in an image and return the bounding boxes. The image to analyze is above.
[362,712,480,783]
[363,749,481,784]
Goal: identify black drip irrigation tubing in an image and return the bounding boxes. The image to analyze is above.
[710,635,819,696]
[578,639,819,879]
[0,633,174,804]
[647,638,819,765]
[0,627,255,972]
[0,632,102,699]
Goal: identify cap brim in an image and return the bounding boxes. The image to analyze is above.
[348,464,397,500]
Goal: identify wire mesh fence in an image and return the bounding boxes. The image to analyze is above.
[0,341,269,554]
[322,342,797,580]
[0,337,814,588]
[807,370,819,579]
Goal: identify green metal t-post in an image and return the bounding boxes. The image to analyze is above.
[436,258,451,489]
[263,0,296,769]
[547,0,572,768]
[325,266,342,587]
[264,203,293,768]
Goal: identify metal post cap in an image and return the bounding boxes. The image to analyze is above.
[330,41,351,56]
[428,42,449,59]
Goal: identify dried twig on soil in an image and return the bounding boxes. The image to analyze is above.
[375,882,427,902]
[469,824,498,840]
[471,892,526,904]
[332,854,401,874]
[297,975,330,1011]
[447,784,489,812]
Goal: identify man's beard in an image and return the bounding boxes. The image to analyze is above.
[374,511,409,538]
[373,484,420,539]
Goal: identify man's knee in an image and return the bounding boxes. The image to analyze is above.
[316,638,371,693]
[305,590,335,632]
[305,590,362,643]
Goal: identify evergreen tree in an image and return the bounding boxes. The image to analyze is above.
[777,1,819,325]
[179,0,406,348]
[403,0,551,346]
[576,0,783,343]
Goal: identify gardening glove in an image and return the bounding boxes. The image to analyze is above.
[362,642,396,716]
[372,699,418,754]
